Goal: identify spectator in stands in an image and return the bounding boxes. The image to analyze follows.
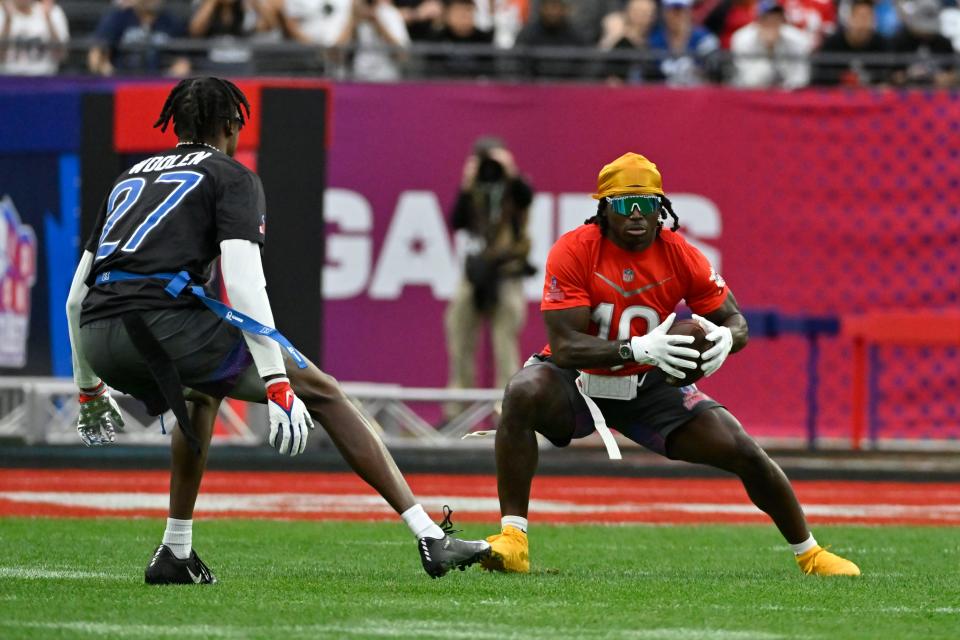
[0,0,69,75]
[538,0,620,46]
[190,0,285,39]
[813,0,888,85]
[704,0,758,49]
[782,0,836,45]
[425,0,495,77]
[277,0,353,75]
[514,0,589,78]
[88,0,191,76]
[338,0,410,81]
[601,0,658,83]
[872,0,901,37]
[475,0,527,48]
[188,0,285,72]
[889,0,957,86]
[396,0,444,40]
[282,0,352,47]
[445,136,533,419]
[402,0,521,47]
[731,0,813,88]
[944,3,960,53]
[649,0,722,85]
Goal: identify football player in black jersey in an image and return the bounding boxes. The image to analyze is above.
[65,77,489,584]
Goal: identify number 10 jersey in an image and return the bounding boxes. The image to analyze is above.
[540,224,729,376]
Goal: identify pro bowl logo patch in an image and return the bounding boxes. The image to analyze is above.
[680,385,711,410]
[0,196,37,368]
[622,268,634,283]
[545,275,565,302]
[258,214,266,236]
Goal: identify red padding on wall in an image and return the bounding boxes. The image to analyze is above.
[113,79,332,154]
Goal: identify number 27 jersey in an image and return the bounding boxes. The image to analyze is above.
[540,224,728,376]
[80,145,266,324]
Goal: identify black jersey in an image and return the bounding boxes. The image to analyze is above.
[81,144,266,324]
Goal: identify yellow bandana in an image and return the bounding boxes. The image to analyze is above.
[591,153,664,200]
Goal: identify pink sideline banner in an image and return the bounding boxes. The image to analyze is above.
[322,83,960,439]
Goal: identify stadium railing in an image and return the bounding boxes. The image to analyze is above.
[842,310,960,450]
[1,36,957,86]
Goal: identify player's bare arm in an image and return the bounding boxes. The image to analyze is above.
[544,306,628,369]
[545,306,701,379]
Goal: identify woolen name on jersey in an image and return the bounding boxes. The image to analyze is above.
[127,152,212,175]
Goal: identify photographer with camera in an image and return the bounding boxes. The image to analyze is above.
[444,137,535,418]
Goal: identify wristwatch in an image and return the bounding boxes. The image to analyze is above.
[618,340,633,361]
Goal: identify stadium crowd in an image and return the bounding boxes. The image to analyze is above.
[1,0,958,86]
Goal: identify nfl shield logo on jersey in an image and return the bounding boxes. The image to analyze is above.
[623,268,634,283]
[545,275,565,302]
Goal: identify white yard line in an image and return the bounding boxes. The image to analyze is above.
[0,620,794,640]
[0,622,246,639]
[3,607,958,640]
[0,567,128,580]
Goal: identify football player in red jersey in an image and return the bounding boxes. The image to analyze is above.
[481,153,859,577]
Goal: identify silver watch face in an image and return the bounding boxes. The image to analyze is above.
[619,343,632,360]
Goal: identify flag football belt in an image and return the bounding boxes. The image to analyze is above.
[578,371,638,401]
[95,269,308,370]
[575,371,651,461]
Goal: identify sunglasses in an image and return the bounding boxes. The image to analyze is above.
[606,195,661,216]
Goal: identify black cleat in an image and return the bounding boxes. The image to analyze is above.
[144,544,217,585]
[418,506,491,579]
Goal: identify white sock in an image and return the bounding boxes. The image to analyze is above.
[162,517,193,560]
[789,533,818,556]
[401,504,445,540]
[501,515,528,533]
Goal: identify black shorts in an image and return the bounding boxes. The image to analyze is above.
[529,355,723,457]
[79,308,261,405]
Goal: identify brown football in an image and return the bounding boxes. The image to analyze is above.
[663,319,709,387]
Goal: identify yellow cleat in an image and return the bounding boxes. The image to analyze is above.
[480,525,530,573]
[796,545,861,576]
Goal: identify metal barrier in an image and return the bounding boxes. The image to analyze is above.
[0,376,502,448]
[0,377,259,446]
[737,311,840,449]
[842,310,960,450]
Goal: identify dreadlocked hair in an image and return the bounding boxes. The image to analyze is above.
[153,77,250,142]
[584,194,681,235]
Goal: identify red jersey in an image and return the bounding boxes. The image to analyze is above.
[783,0,836,42]
[540,225,728,376]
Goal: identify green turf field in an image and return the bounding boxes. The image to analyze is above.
[1,518,957,640]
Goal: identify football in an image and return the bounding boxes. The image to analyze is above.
[663,319,709,387]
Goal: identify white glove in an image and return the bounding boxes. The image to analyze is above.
[266,377,314,456]
[76,381,125,446]
[630,312,701,380]
[691,314,733,377]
